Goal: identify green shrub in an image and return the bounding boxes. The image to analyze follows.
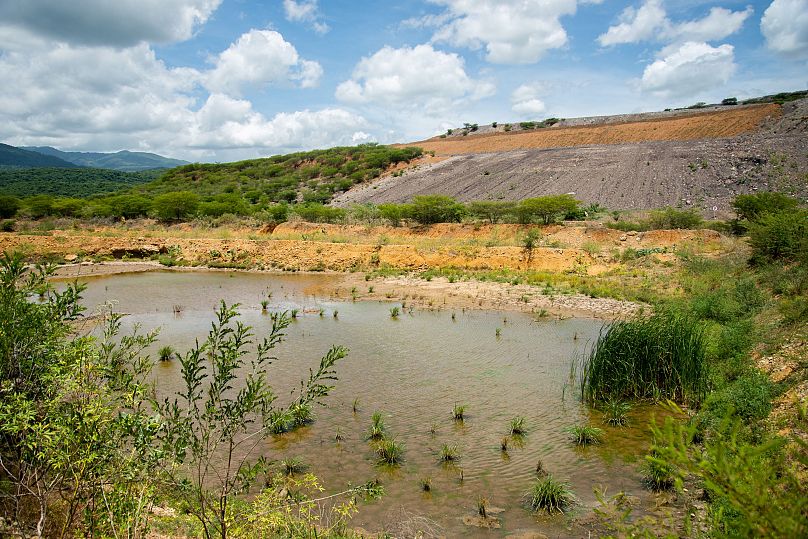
[702,371,773,426]
[0,195,21,218]
[152,191,200,221]
[732,192,798,222]
[515,195,579,224]
[467,200,515,223]
[748,209,808,263]
[292,203,346,223]
[408,195,465,224]
[526,475,575,513]
[647,207,703,230]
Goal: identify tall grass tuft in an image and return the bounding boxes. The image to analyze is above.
[602,398,631,426]
[367,411,386,440]
[452,404,466,421]
[565,425,603,446]
[439,444,460,462]
[580,311,707,405]
[526,475,575,513]
[376,436,404,465]
[158,345,175,362]
[508,416,527,435]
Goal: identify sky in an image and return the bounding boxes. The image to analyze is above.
[0,0,806,162]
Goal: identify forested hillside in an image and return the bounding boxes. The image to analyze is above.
[0,143,79,168]
[24,146,189,172]
[0,167,160,197]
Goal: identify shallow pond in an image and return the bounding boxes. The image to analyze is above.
[70,270,656,537]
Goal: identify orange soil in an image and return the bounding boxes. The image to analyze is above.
[407,104,780,156]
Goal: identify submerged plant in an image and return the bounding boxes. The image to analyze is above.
[452,404,467,421]
[352,398,360,413]
[367,411,386,440]
[420,476,432,492]
[565,425,603,446]
[439,444,460,462]
[508,416,527,436]
[526,475,575,513]
[376,437,404,465]
[602,398,632,427]
[158,345,175,361]
[500,436,509,452]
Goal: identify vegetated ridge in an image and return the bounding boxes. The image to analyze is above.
[0,143,80,168]
[0,167,161,198]
[23,146,189,172]
[335,95,808,215]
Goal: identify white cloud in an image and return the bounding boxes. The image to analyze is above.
[205,30,322,96]
[335,44,494,109]
[761,0,808,58]
[598,1,752,46]
[0,26,362,160]
[511,84,548,116]
[598,0,667,46]
[429,0,579,64]
[283,0,330,34]
[640,41,736,98]
[0,0,221,47]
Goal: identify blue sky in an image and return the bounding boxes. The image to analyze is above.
[0,0,805,161]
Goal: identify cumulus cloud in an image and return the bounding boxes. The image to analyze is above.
[597,0,667,46]
[640,41,736,98]
[0,0,221,47]
[335,44,494,109]
[0,26,361,159]
[598,0,752,46]
[761,0,808,58]
[283,0,330,34]
[205,30,322,96]
[511,84,548,117]
[429,0,579,64]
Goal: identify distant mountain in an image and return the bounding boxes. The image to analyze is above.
[23,146,189,172]
[0,143,80,168]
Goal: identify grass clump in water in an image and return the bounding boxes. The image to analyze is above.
[452,403,466,421]
[280,457,307,476]
[376,436,404,465]
[508,416,527,435]
[526,475,575,513]
[420,476,432,492]
[390,306,400,318]
[581,311,707,405]
[367,411,386,440]
[641,450,675,491]
[602,399,632,427]
[158,345,175,361]
[565,425,603,445]
[439,444,460,462]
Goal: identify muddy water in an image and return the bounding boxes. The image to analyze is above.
[71,271,655,537]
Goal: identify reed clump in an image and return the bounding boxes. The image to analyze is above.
[565,425,603,446]
[376,436,404,465]
[439,444,460,462]
[367,411,386,440]
[581,312,707,405]
[452,404,466,421]
[526,475,575,513]
[602,398,632,427]
[508,416,527,435]
[158,345,175,361]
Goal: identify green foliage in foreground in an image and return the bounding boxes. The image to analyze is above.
[526,475,575,513]
[0,251,350,539]
[581,312,707,405]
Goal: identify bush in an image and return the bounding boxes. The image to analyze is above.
[702,371,773,426]
[732,192,798,222]
[292,203,346,223]
[378,203,408,226]
[515,195,579,224]
[0,195,20,218]
[467,200,515,223]
[106,194,152,219]
[647,207,703,230]
[748,209,808,263]
[1,219,14,232]
[408,195,465,224]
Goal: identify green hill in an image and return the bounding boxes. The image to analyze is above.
[0,143,80,168]
[138,144,424,204]
[0,167,160,198]
[23,146,189,172]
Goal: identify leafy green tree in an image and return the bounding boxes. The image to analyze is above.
[748,208,808,263]
[51,197,85,217]
[732,192,799,223]
[408,195,466,224]
[378,203,408,226]
[647,207,703,230]
[0,253,163,537]
[157,303,346,539]
[152,191,200,221]
[24,195,55,218]
[107,194,153,218]
[468,200,516,224]
[0,195,20,218]
[515,195,579,224]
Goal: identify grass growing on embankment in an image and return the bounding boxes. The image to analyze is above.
[585,194,808,536]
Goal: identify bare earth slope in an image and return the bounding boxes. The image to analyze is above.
[334,101,808,214]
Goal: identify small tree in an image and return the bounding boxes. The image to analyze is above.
[516,195,579,224]
[0,195,20,218]
[157,302,347,539]
[468,200,515,224]
[152,191,200,221]
[732,192,799,223]
[408,195,466,224]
